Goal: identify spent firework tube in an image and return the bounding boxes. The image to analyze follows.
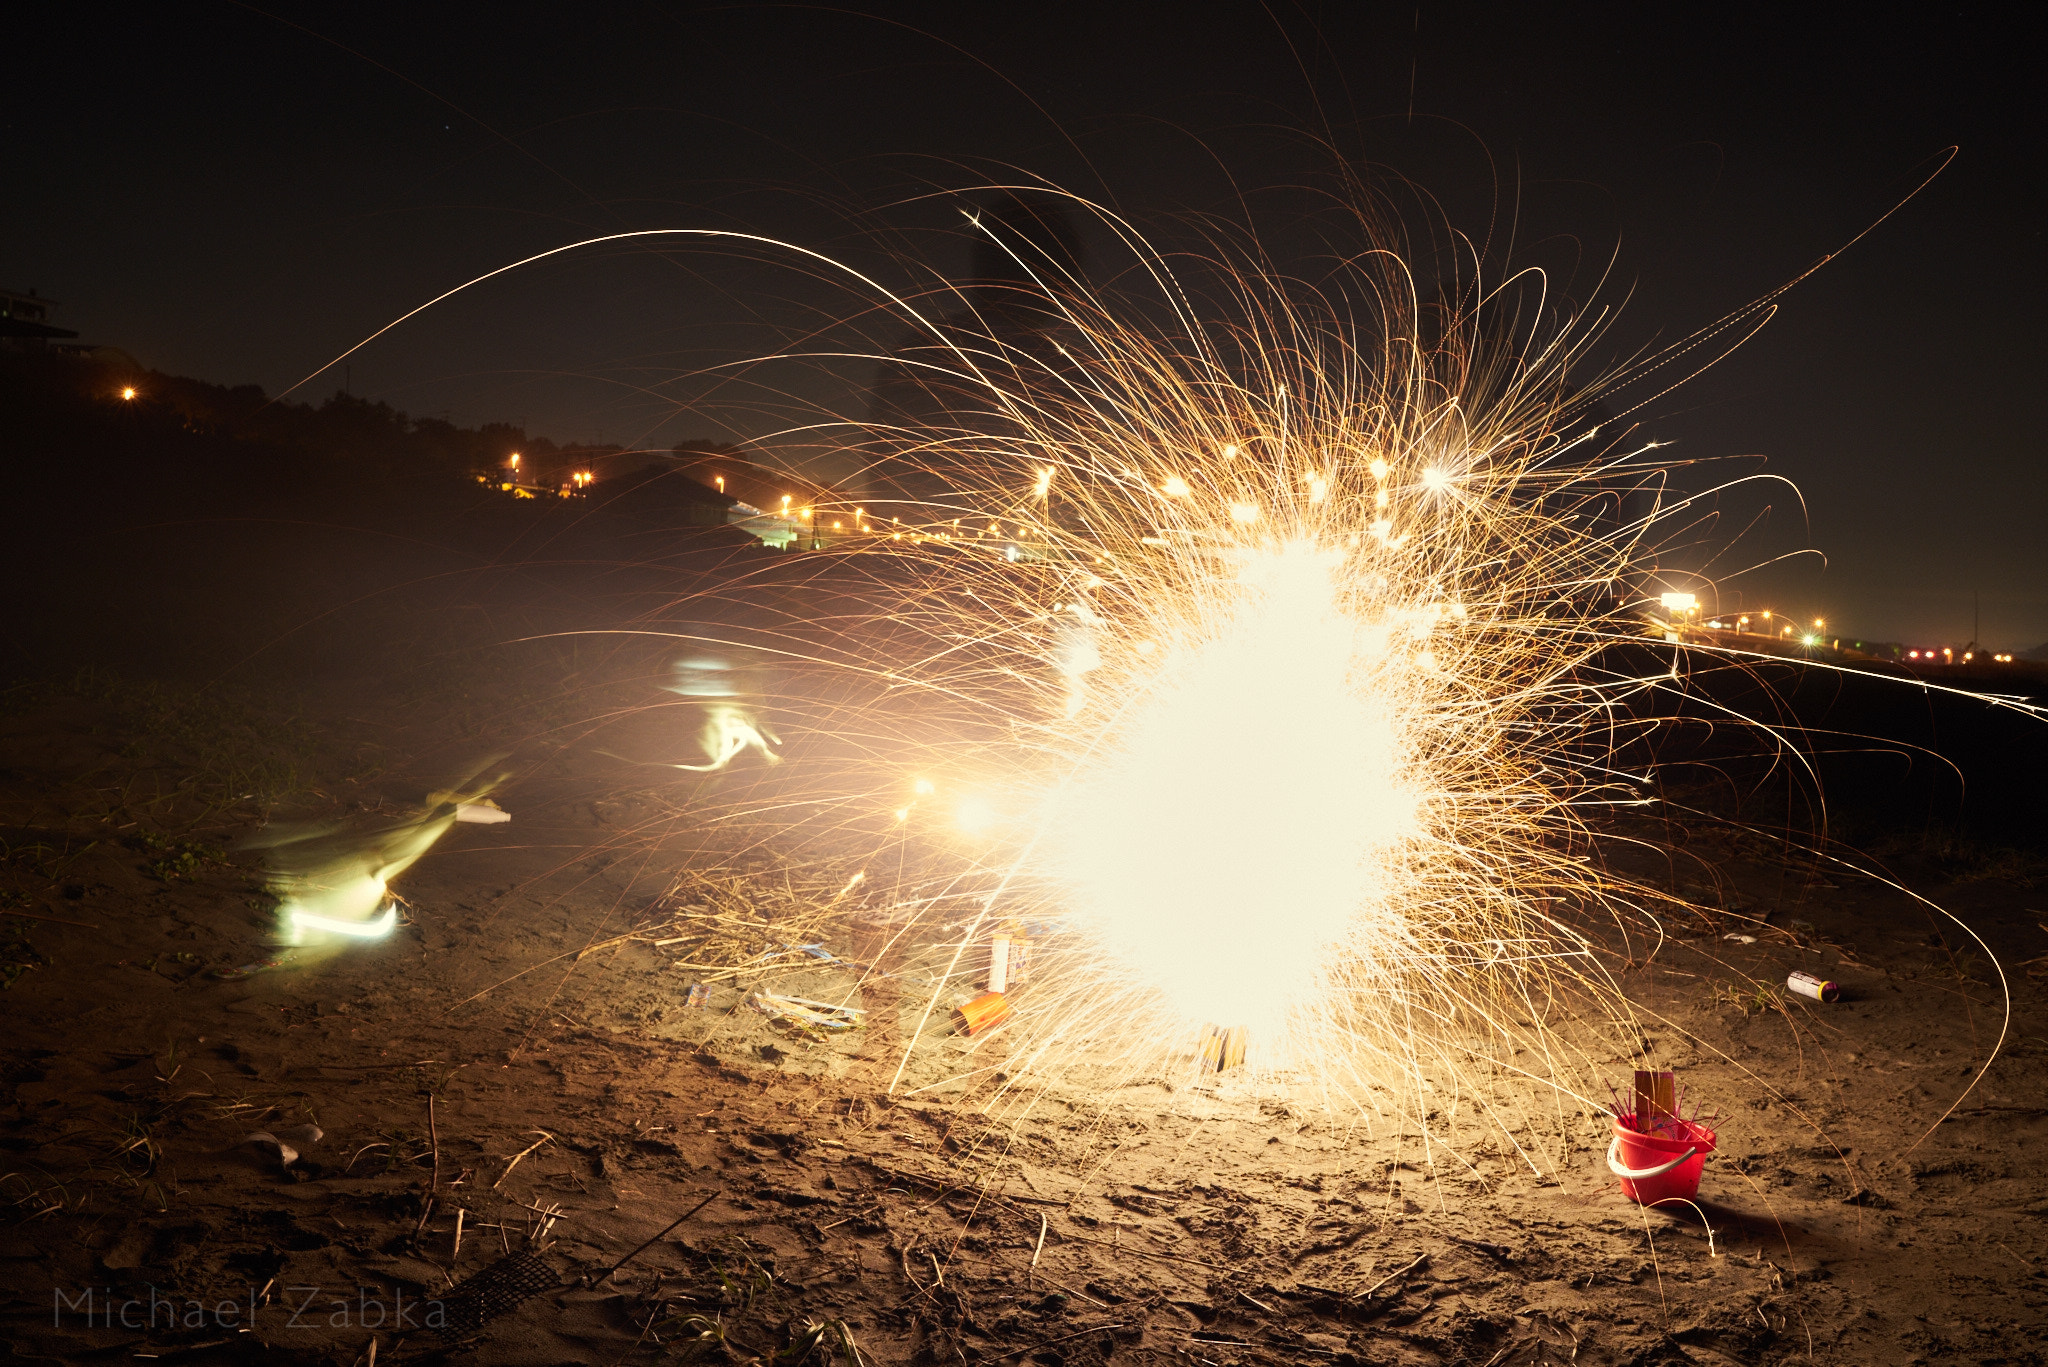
[952,991,1010,1036]
[1786,970,1840,1003]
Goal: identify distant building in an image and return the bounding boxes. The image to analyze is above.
[0,287,79,351]
[670,442,841,549]
[479,436,841,549]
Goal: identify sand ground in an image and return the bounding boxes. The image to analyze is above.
[2,606,2045,1367]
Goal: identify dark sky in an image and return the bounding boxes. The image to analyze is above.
[7,3,2041,647]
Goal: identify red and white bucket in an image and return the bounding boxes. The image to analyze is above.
[1607,1115,1717,1205]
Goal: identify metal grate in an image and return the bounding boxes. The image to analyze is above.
[434,1250,559,1339]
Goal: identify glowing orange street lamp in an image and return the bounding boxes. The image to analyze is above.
[119,386,137,401]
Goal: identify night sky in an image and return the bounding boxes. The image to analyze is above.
[7,4,2041,648]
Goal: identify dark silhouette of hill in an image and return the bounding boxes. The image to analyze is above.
[1594,642,2048,850]
[0,355,777,684]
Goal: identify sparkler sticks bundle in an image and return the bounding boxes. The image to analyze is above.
[1610,1069,1720,1135]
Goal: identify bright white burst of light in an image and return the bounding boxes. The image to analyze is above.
[1056,542,1419,1034]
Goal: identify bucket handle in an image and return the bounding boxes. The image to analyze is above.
[1606,1135,1698,1181]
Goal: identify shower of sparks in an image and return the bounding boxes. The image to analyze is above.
[704,190,1700,1131]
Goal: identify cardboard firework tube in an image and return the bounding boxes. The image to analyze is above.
[1633,1069,1676,1125]
[987,934,1011,993]
[1786,970,1839,1003]
[953,991,1010,1036]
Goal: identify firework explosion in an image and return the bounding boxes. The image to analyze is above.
[308,183,1968,1163]
[632,191,1703,1156]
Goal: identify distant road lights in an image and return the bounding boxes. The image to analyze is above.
[1738,615,1750,633]
[1658,591,1698,614]
[1813,617,1825,630]
[119,386,137,401]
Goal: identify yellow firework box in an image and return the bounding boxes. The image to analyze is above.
[1199,1023,1248,1073]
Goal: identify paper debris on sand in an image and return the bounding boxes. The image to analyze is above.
[745,991,865,1031]
[238,1124,325,1168]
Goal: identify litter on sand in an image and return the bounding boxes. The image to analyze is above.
[745,991,865,1031]
[236,1124,324,1168]
[953,990,1010,1036]
[1721,933,1757,945]
[455,801,511,824]
[1787,969,1840,1002]
[212,951,299,980]
[784,941,871,971]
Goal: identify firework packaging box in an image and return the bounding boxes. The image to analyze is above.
[985,923,1031,991]
[986,934,1011,992]
[1787,969,1840,1003]
[1633,1069,1676,1124]
[1199,1023,1248,1072]
[953,991,1010,1036]
[684,982,710,1009]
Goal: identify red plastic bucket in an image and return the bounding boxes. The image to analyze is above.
[1608,1116,1717,1205]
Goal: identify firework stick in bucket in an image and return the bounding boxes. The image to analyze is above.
[1633,1069,1676,1127]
